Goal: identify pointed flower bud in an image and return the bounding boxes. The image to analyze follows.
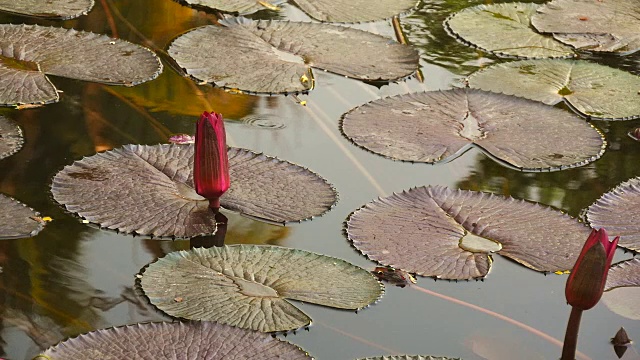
[194,111,230,209]
[565,228,619,310]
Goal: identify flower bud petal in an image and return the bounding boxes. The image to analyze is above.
[194,111,230,209]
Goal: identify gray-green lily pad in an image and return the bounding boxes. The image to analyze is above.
[468,59,640,120]
[41,321,311,359]
[531,0,640,54]
[0,116,23,160]
[341,88,604,171]
[51,144,337,238]
[168,17,419,94]
[0,0,94,19]
[605,258,640,291]
[586,177,640,252]
[0,24,162,107]
[356,357,460,360]
[0,194,45,239]
[346,185,590,280]
[139,245,382,332]
[180,0,417,23]
[445,3,574,59]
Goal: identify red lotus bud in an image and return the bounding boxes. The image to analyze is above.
[565,228,619,310]
[194,111,230,209]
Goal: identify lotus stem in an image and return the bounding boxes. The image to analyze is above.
[561,307,583,360]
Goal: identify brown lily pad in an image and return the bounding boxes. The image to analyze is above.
[605,258,640,291]
[0,116,23,160]
[346,186,590,280]
[0,0,94,19]
[51,144,337,238]
[341,89,604,171]
[0,194,45,239]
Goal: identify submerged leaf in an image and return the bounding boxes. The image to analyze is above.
[602,287,640,321]
[341,89,604,171]
[0,194,45,239]
[445,3,573,58]
[0,0,94,19]
[139,245,382,332]
[531,0,640,54]
[0,116,23,160]
[468,59,640,120]
[51,144,337,238]
[586,177,640,252]
[41,321,310,359]
[168,18,418,94]
[346,186,590,280]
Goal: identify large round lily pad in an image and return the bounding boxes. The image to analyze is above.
[531,0,640,54]
[180,0,417,23]
[346,186,591,280]
[586,177,640,252]
[468,59,640,120]
[445,3,574,59]
[139,245,382,332]
[341,89,604,171]
[0,0,94,19]
[0,116,23,160]
[41,321,311,359]
[0,24,162,107]
[0,194,45,239]
[51,144,337,238]
[168,17,419,94]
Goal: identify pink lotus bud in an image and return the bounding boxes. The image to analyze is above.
[565,228,619,310]
[169,133,195,144]
[194,111,230,209]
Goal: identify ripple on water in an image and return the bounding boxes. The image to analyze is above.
[240,114,286,130]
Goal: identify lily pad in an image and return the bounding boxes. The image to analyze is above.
[531,0,640,54]
[356,357,459,360]
[139,245,382,332]
[602,287,640,321]
[0,116,23,160]
[168,18,419,94]
[180,0,417,23]
[0,0,94,19]
[41,321,311,359]
[0,24,162,107]
[605,258,640,291]
[51,144,337,238]
[341,89,604,171]
[0,194,45,239]
[468,59,640,120]
[445,3,574,59]
[346,186,590,280]
[586,177,640,252]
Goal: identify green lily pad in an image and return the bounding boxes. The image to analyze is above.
[0,0,94,19]
[168,17,419,94]
[0,116,23,160]
[41,321,311,359]
[586,177,640,252]
[356,357,460,360]
[0,24,162,107]
[180,0,417,23]
[445,3,574,59]
[0,194,45,239]
[51,144,337,238]
[346,186,590,280]
[531,0,640,54]
[139,245,382,332]
[468,59,640,120]
[341,88,604,171]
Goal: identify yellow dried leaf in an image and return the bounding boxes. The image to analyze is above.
[257,1,280,11]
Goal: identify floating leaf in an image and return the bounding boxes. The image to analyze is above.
[51,144,337,238]
[0,24,162,107]
[180,0,417,23]
[356,357,459,360]
[445,3,573,59]
[0,116,23,160]
[586,177,640,252]
[168,18,418,94]
[0,0,94,19]
[468,59,640,120]
[605,258,640,291]
[41,321,311,359]
[139,245,382,332]
[602,287,640,321]
[341,89,604,171]
[531,0,640,54]
[0,194,45,239]
[346,186,590,280]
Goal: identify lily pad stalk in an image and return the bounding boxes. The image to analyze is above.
[194,111,230,210]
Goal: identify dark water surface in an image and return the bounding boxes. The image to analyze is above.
[0,0,639,359]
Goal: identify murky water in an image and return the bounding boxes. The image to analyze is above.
[0,0,639,359]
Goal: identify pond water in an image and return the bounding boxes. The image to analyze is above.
[0,0,640,359]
